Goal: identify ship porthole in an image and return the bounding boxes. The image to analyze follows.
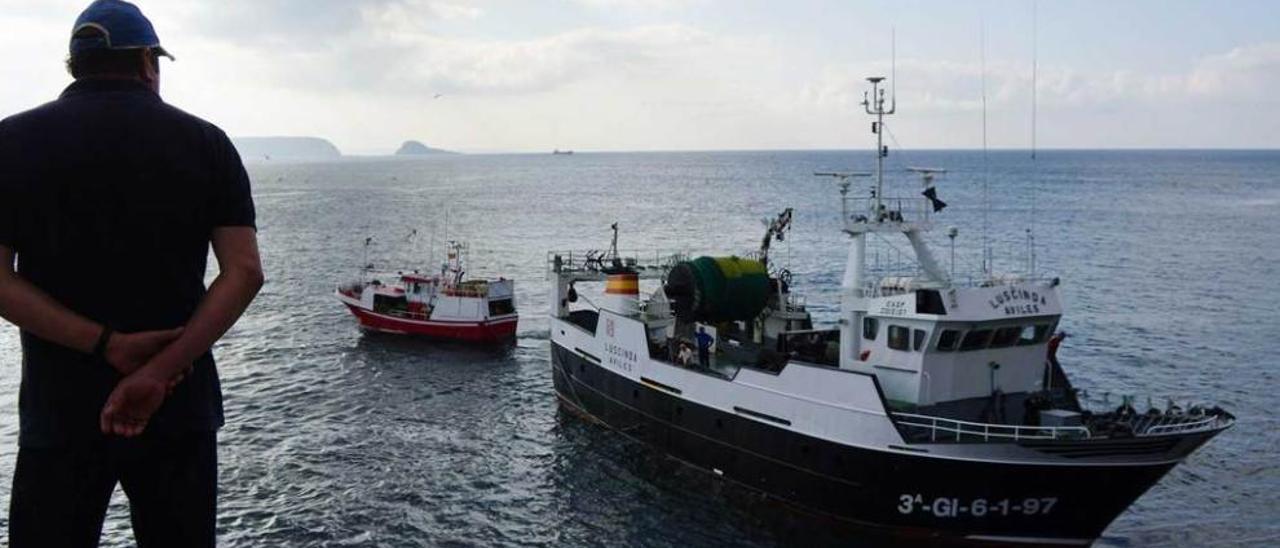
[716,418,724,429]
[632,389,639,399]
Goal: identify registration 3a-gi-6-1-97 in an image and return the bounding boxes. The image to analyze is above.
[898,494,1058,518]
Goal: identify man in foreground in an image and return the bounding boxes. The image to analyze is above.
[0,1,263,545]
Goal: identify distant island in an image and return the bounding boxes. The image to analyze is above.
[233,137,342,160]
[395,140,455,155]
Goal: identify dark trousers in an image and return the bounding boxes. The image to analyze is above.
[698,348,709,367]
[8,431,217,548]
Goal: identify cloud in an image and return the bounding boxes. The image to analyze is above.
[799,41,1280,118]
[1187,42,1280,101]
[3,2,1276,150]
[177,1,482,50]
[394,24,709,95]
[198,20,711,98]
[571,0,699,10]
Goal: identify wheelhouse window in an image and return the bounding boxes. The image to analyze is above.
[887,325,910,350]
[912,329,927,351]
[489,298,515,316]
[959,329,993,351]
[936,329,961,352]
[990,326,1021,348]
[1018,323,1054,345]
[863,318,879,340]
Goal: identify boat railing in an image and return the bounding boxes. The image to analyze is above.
[443,288,487,298]
[1074,390,1236,437]
[547,250,688,278]
[1139,414,1224,436]
[891,412,1092,442]
[857,272,1060,299]
[1099,408,1232,437]
[843,196,933,230]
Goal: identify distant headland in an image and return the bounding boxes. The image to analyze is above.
[233,137,342,160]
[395,140,456,155]
[230,137,460,160]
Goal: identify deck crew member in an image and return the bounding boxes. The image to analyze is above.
[695,326,713,367]
[0,1,263,546]
[677,342,694,367]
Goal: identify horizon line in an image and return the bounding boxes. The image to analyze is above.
[258,146,1280,158]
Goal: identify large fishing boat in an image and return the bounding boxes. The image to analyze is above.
[337,240,517,343]
[546,77,1233,544]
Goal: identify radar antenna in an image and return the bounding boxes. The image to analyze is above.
[909,167,949,213]
[907,166,947,184]
[815,171,871,224]
[814,171,873,181]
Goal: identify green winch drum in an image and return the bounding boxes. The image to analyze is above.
[664,256,769,322]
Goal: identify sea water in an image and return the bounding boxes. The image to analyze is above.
[1,150,1277,546]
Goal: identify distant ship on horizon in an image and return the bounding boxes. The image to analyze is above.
[552,149,574,155]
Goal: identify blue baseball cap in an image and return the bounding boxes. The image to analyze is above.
[70,0,174,60]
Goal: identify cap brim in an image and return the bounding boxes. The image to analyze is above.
[155,45,175,61]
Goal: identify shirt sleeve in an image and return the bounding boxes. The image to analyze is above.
[0,123,20,249]
[0,186,16,249]
[210,131,256,229]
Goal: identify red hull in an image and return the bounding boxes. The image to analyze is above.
[344,305,517,343]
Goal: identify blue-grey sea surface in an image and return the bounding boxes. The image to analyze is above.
[1,150,1277,546]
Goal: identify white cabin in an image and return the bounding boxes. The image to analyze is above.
[850,284,1061,407]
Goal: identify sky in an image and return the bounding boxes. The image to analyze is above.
[1,0,1277,153]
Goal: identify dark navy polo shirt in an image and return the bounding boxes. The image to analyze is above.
[0,78,256,448]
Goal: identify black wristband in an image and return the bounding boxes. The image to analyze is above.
[93,326,113,360]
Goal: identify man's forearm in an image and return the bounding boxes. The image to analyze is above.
[0,262,103,354]
[137,267,263,380]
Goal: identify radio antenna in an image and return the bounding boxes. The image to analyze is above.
[1031,1,1038,161]
[1027,0,1039,277]
[980,17,991,276]
[891,26,897,112]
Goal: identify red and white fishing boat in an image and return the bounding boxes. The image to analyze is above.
[337,241,518,343]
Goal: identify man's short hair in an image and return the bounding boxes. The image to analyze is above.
[65,26,147,79]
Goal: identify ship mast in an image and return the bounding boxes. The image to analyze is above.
[834,72,952,371]
[863,76,895,215]
[833,76,899,371]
